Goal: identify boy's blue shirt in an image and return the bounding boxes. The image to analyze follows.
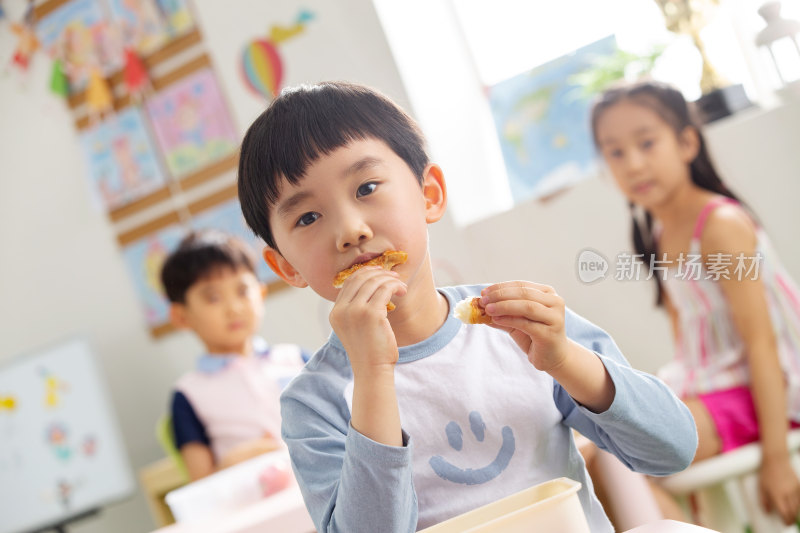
[280,284,697,532]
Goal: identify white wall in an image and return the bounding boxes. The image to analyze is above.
[1,1,798,532]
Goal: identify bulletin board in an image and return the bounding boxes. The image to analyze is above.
[0,339,135,533]
[31,0,287,337]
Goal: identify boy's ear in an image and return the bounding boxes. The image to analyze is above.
[679,126,700,164]
[169,303,189,329]
[263,247,308,288]
[422,163,447,223]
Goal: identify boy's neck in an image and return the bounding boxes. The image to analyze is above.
[205,338,255,358]
[387,261,450,347]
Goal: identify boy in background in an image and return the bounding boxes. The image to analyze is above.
[237,82,698,532]
[161,229,308,480]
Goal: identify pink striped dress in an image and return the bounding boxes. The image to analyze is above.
[656,197,800,421]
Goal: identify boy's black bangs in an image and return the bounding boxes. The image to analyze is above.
[238,83,429,249]
[258,93,407,207]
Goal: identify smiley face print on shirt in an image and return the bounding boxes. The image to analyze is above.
[429,410,515,485]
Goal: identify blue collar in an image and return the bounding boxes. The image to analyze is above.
[328,289,462,364]
[195,336,270,373]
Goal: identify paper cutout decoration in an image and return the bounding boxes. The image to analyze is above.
[10,21,40,72]
[50,58,70,96]
[79,106,166,210]
[145,68,239,178]
[85,65,114,122]
[240,10,314,100]
[122,45,150,102]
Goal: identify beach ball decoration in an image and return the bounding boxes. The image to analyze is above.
[240,10,314,100]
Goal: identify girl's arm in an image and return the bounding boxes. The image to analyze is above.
[703,206,800,524]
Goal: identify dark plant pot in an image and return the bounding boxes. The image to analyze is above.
[693,84,754,124]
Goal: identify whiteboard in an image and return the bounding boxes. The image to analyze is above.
[0,339,135,533]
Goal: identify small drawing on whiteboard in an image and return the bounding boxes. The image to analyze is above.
[45,422,72,462]
[0,394,17,413]
[57,479,76,509]
[39,368,70,408]
[82,434,98,457]
[39,477,84,511]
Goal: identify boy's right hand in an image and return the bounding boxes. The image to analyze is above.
[329,266,407,377]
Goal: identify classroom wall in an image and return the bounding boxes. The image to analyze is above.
[0,1,798,532]
[0,1,425,531]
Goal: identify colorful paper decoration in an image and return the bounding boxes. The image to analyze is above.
[85,64,114,122]
[10,21,40,72]
[240,10,314,100]
[122,45,150,102]
[50,58,70,96]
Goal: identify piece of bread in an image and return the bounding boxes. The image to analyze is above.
[454,297,492,325]
[332,250,408,311]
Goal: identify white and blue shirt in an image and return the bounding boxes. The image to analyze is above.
[280,285,697,532]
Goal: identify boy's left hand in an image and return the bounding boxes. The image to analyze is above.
[481,281,569,372]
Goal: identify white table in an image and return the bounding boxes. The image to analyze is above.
[624,520,720,532]
[151,485,313,533]
[151,450,314,533]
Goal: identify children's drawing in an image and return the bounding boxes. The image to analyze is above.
[107,0,194,55]
[145,68,238,178]
[240,9,314,100]
[121,223,187,327]
[488,35,617,202]
[36,0,118,90]
[107,0,167,54]
[191,198,278,284]
[79,106,166,211]
[156,0,194,36]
